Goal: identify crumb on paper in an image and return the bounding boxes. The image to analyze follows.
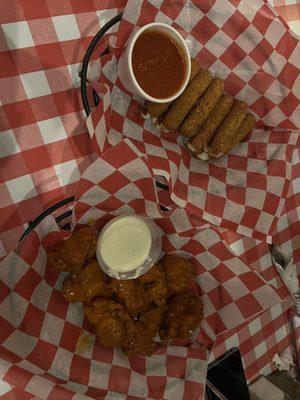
[75,331,94,354]
[186,143,196,154]
[197,152,209,161]
[141,111,150,119]
[273,351,294,371]
[152,118,163,130]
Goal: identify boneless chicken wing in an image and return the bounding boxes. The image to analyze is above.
[85,299,133,348]
[48,224,204,356]
[161,254,196,294]
[124,322,156,356]
[160,290,204,340]
[62,259,112,303]
[48,227,97,273]
[124,306,164,356]
[138,306,165,336]
[110,279,149,317]
[137,264,168,307]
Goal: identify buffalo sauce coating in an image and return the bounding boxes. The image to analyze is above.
[132,29,187,99]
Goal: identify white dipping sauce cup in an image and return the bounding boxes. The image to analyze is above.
[96,214,162,280]
[118,22,191,103]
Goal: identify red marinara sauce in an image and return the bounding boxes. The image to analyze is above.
[132,29,187,99]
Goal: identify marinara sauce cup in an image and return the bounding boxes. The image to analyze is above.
[118,22,191,103]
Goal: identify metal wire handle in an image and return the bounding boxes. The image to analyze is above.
[19,196,74,241]
[79,13,169,197]
[19,13,170,242]
[80,13,123,117]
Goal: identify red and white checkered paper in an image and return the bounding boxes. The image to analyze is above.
[213,299,294,381]
[0,0,126,259]
[87,0,300,244]
[271,0,300,34]
[0,139,290,400]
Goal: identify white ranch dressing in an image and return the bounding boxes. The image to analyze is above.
[99,215,152,272]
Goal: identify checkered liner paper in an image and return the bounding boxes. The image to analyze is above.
[87,0,300,244]
[0,138,291,400]
[0,1,299,399]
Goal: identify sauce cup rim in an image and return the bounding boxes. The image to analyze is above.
[96,213,162,280]
[127,22,191,104]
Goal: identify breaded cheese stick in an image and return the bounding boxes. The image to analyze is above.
[180,78,224,138]
[162,69,212,131]
[210,112,256,157]
[186,93,233,155]
[208,100,248,158]
[145,58,201,119]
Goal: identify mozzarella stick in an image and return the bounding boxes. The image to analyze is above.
[208,100,248,157]
[186,93,233,155]
[180,78,224,138]
[212,112,256,157]
[162,69,212,131]
[145,58,201,119]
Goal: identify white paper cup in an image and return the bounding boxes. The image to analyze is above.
[118,22,191,103]
[96,214,162,280]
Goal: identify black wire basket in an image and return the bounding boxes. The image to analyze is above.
[21,13,168,240]
[80,13,123,117]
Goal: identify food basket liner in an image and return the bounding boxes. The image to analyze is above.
[0,139,289,400]
[87,0,300,243]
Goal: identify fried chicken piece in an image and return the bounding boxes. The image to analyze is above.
[62,259,112,303]
[110,279,149,317]
[160,290,204,340]
[137,264,168,307]
[124,307,164,356]
[139,305,165,336]
[85,299,133,348]
[48,227,97,273]
[124,322,156,356]
[161,254,196,294]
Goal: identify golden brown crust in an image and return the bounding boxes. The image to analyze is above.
[160,254,196,294]
[123,306,164,356]
[208,100,248,156]
[145,58,201,118]
[187,93,234,155]
[180,78,224,138]
[110,279,149,317]
[209,112,256,158]
[62,259,112,303]
[144,101,170,120]
[137,264,168,307]
[143,61,256,160]
[85,299,133,348]
[48,227,97,273]
[162,69,212,131]
[160,290,204,340]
